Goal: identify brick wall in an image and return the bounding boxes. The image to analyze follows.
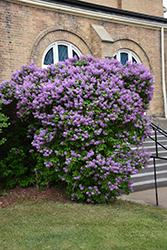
[101,22,163,116]
[122,0,163,17]
[0,0,165,116]
[80,0,163,17]
[79,0,118,8]
[30,27,92,68]
[0,0,92,80]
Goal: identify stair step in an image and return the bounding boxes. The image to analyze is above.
[132,178,167,191]
[135,165,167,175]
[127,127,167,191]
[145,162,167,168]
[132,172,167,184]
[132,177,167,187]
[130,146,167,151]
[132,169,167,178]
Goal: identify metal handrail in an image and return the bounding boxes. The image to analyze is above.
[149,122,167,159]
[150,122,167,137]
[148,122,167,205]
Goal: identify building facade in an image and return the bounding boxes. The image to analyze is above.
[0,0,167,119]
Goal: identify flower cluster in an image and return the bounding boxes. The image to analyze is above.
[0,55,154,202]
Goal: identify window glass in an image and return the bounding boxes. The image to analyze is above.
[113,49,140,65]
[132,57,137,63]
[44,48,53,65]
[58,45,68,62]
[120,52,128,65]
[42,42,81,68]
[72,50,79,60]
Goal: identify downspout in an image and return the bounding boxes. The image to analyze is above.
[161,27,167,118]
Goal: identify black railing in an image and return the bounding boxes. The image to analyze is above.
[149,122,167,206]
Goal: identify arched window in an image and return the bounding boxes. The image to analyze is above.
[42,41,81,68]
[113,49,140,65]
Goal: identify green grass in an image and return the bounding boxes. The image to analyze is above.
[0,200,167,250]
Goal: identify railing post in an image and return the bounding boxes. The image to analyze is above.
[153,157,158,206]
[155,129,158,158]
[149,122,167,207]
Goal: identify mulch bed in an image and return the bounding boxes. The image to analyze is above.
[0,185,71,209]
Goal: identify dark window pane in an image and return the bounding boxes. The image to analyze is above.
[44,48,53,65]
[58,45,68,61]
[121,52,128,65]
[132,57,137,63]
[114,55,117,59]
[72,50,79,60]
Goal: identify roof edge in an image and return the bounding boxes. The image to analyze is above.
[43,0,167,24]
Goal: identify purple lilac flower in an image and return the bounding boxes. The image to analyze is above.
[0,56,154,204]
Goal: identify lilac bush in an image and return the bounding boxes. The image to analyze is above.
[0,55,154,202]
[0,100,9,145]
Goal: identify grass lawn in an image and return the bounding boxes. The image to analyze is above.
[0,199,167,250]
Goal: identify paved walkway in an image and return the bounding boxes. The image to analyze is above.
[120,187,167,209]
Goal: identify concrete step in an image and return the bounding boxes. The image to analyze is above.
[149,135,167,141]
[132,169,167,179]
[130,129,167,191]
[132,178,167,192]
[134,163,167,173]
[130,146,167,156]
[132,170,167,185]
[142,142,167,147]
[132,167,167,190]
[148,158,167,165]
[130,142,167,150]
